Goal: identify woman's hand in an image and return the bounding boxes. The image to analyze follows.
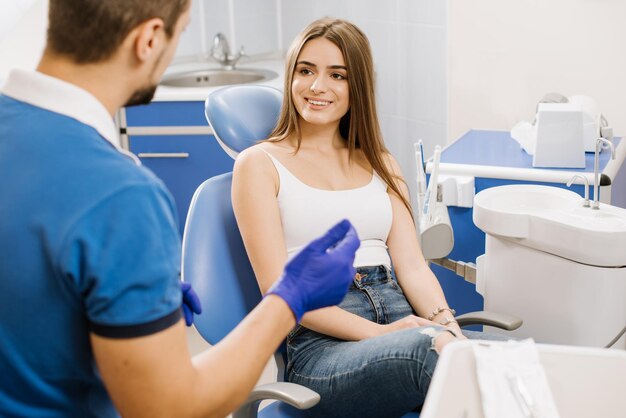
[372,315,437,337]
[446,322,467,340]
[371,315,468,341]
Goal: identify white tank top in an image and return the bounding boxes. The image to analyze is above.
[262,150,393,268]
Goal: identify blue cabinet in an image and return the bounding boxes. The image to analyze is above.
[119,101,233,235]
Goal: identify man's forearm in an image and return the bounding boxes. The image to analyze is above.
[188,295,295,417]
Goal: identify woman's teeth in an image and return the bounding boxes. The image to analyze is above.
[307,99,330,106]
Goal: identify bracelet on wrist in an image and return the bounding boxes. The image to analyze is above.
[439,317,458,327]
[427,306,456,321]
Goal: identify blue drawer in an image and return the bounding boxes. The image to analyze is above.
[125,102,208,127]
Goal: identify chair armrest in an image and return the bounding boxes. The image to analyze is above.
[233,382,320,418]
[456,310,522,331]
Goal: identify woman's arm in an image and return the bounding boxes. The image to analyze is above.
[231,146,287,291]
[232,146,389,341]
[383,154,465,336]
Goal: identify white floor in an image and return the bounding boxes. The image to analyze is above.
[186,326,278,418]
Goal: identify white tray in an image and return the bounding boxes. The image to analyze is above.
[421,340,626,418]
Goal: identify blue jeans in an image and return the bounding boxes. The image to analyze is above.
[287,265,505,418]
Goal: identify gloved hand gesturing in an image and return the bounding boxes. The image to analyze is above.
[266,219,360,323]
[181,281,202,326]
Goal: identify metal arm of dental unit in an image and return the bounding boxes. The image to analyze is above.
[416,145,475,288]
[418,191,522,332]
[593,137,616,209]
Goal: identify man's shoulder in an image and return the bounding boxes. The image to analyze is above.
[0,93,173,216]
[76,153,172,219]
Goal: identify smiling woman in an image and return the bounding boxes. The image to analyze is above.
[290,37,350,131]
[231,17,510,418]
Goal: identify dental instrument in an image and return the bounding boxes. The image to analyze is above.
[423,145,441,222]
[593,137,616,209]
[414,141,427,219]
[506,373,538,418]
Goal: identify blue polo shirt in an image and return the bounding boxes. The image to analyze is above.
[0,70,182,417]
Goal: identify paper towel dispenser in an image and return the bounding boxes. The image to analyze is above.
[511,94,613,168]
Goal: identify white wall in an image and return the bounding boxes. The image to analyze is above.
[279,0,449,203]
[0,0,48,83]
[0,0,279,76]
[449,0,626,142]
[192,0,279,59]
[0,0,205,78]
[232,0,278,56]
[175,0,205,58]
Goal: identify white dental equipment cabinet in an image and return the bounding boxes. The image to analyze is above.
[426,130,626,349]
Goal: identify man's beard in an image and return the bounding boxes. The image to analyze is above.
[125,48,166,107]
[124,84,158,107]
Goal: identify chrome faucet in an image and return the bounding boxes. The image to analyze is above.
[567,174,590,207]
[592,137,616,209]
[210,33,245,70]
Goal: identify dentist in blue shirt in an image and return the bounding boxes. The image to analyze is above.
[0,1,359,417]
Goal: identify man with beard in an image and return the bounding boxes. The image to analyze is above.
[0,1,359,417]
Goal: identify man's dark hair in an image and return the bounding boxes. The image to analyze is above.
[47,0,189,63]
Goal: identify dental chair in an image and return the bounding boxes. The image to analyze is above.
[182,85,522,418]
[183,85,317,418]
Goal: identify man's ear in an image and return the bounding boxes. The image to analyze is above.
[133,18,166,62]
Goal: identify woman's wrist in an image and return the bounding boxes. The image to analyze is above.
[432,313,462,336]
[437,316,458,327]
[427,306,456,321]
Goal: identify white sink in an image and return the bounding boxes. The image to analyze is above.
[473,185,626,267]
[160,68,278,88]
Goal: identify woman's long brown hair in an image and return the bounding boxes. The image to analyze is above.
[267,17,413,217]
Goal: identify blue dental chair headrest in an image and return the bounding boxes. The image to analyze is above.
[205,84,283,159]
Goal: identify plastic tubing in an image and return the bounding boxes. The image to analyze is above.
[422,145,441,222]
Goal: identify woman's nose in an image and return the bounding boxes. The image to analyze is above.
[309,76,327,94]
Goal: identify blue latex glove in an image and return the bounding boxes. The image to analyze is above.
[181,281,202,326]
[266,219,360,323]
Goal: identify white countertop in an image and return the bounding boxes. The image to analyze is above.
[153,57,285,102]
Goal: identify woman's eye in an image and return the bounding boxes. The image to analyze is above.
[299,68,313,75]
[331,73,346,80]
